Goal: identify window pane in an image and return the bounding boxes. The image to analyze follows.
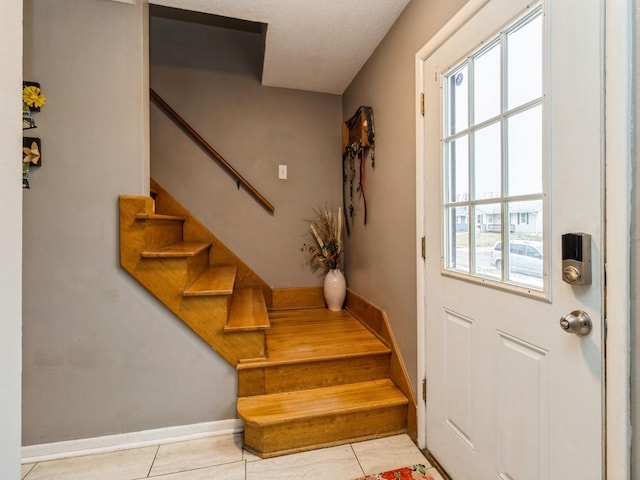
[473,42,501,125]
[446,135,469,202]
[447,64,469,135]
[445,206,469,273]
[476,203,502,234]
[473,122,501,200]
[507,13,542,109]
[475,205,502,280]
[506,200,543,289]
[507,105,542,196]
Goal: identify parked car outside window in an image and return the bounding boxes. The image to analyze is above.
[490,240,543,278]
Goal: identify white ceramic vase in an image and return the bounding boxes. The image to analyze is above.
[324,268,346,311]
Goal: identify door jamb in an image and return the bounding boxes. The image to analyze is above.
[414,1,633,478]
[603,1,633,478]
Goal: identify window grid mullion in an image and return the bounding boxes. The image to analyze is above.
[442,97,543,147]
[499,29,509,280]
[468,56,476,273]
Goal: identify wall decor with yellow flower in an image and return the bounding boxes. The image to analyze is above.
[22,81,46,188]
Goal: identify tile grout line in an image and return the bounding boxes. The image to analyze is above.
[146,463,244,479]
[22,462,37,480]
[146,444,160,478]
[349,443,366,478]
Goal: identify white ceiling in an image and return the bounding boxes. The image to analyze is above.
[149,0,410,94]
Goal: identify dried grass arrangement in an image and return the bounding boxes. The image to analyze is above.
[302,206,343,270]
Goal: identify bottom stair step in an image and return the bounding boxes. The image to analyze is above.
[237,379,408,458]
[225,287,270,332]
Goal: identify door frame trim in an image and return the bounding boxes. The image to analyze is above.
[603,1,633,478]
[414,1,633,478]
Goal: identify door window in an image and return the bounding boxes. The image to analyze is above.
[442,5,545,292]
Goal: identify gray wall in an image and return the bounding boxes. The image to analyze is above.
[150,17,343,288]
[22,0,238,446]
[342,0,469,393]
[0,0,23,476]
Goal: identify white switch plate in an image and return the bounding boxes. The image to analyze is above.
[278,164,287,180]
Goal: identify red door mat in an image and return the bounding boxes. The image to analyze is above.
[354,464,434,480]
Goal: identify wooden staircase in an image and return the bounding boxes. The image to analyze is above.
[119,180,416,458]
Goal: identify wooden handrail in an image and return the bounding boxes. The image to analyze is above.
[150,88,275,214]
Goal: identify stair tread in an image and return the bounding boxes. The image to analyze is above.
[249,308,391,366]
[141,241,210,258]
[136,212,185,222]
[184,265,237,296]
[226,287,270,332]
[238,379,407,425]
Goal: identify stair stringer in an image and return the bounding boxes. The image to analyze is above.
[119,194,267,367]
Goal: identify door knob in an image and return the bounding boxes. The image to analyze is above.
[559,310,592,336]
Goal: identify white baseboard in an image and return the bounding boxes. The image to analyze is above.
[22,418,244,464]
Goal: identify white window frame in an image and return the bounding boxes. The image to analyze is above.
[440,5,547,296]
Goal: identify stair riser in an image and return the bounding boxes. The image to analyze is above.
[180,296,232,332]
[181,297,266,361]
[137,254,208,298]
[221,329,267,361]
[185,250,209,287]
[143,220,183,251]
[238,354,391,396]
[243,405,408,458]
[133,262,232,326]
[225,287,270,332]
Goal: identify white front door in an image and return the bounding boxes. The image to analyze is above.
[423,1,604,479]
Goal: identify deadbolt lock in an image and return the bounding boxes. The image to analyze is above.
[562,233,592,285]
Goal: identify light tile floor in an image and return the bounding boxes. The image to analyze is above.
[21,433,445,480]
